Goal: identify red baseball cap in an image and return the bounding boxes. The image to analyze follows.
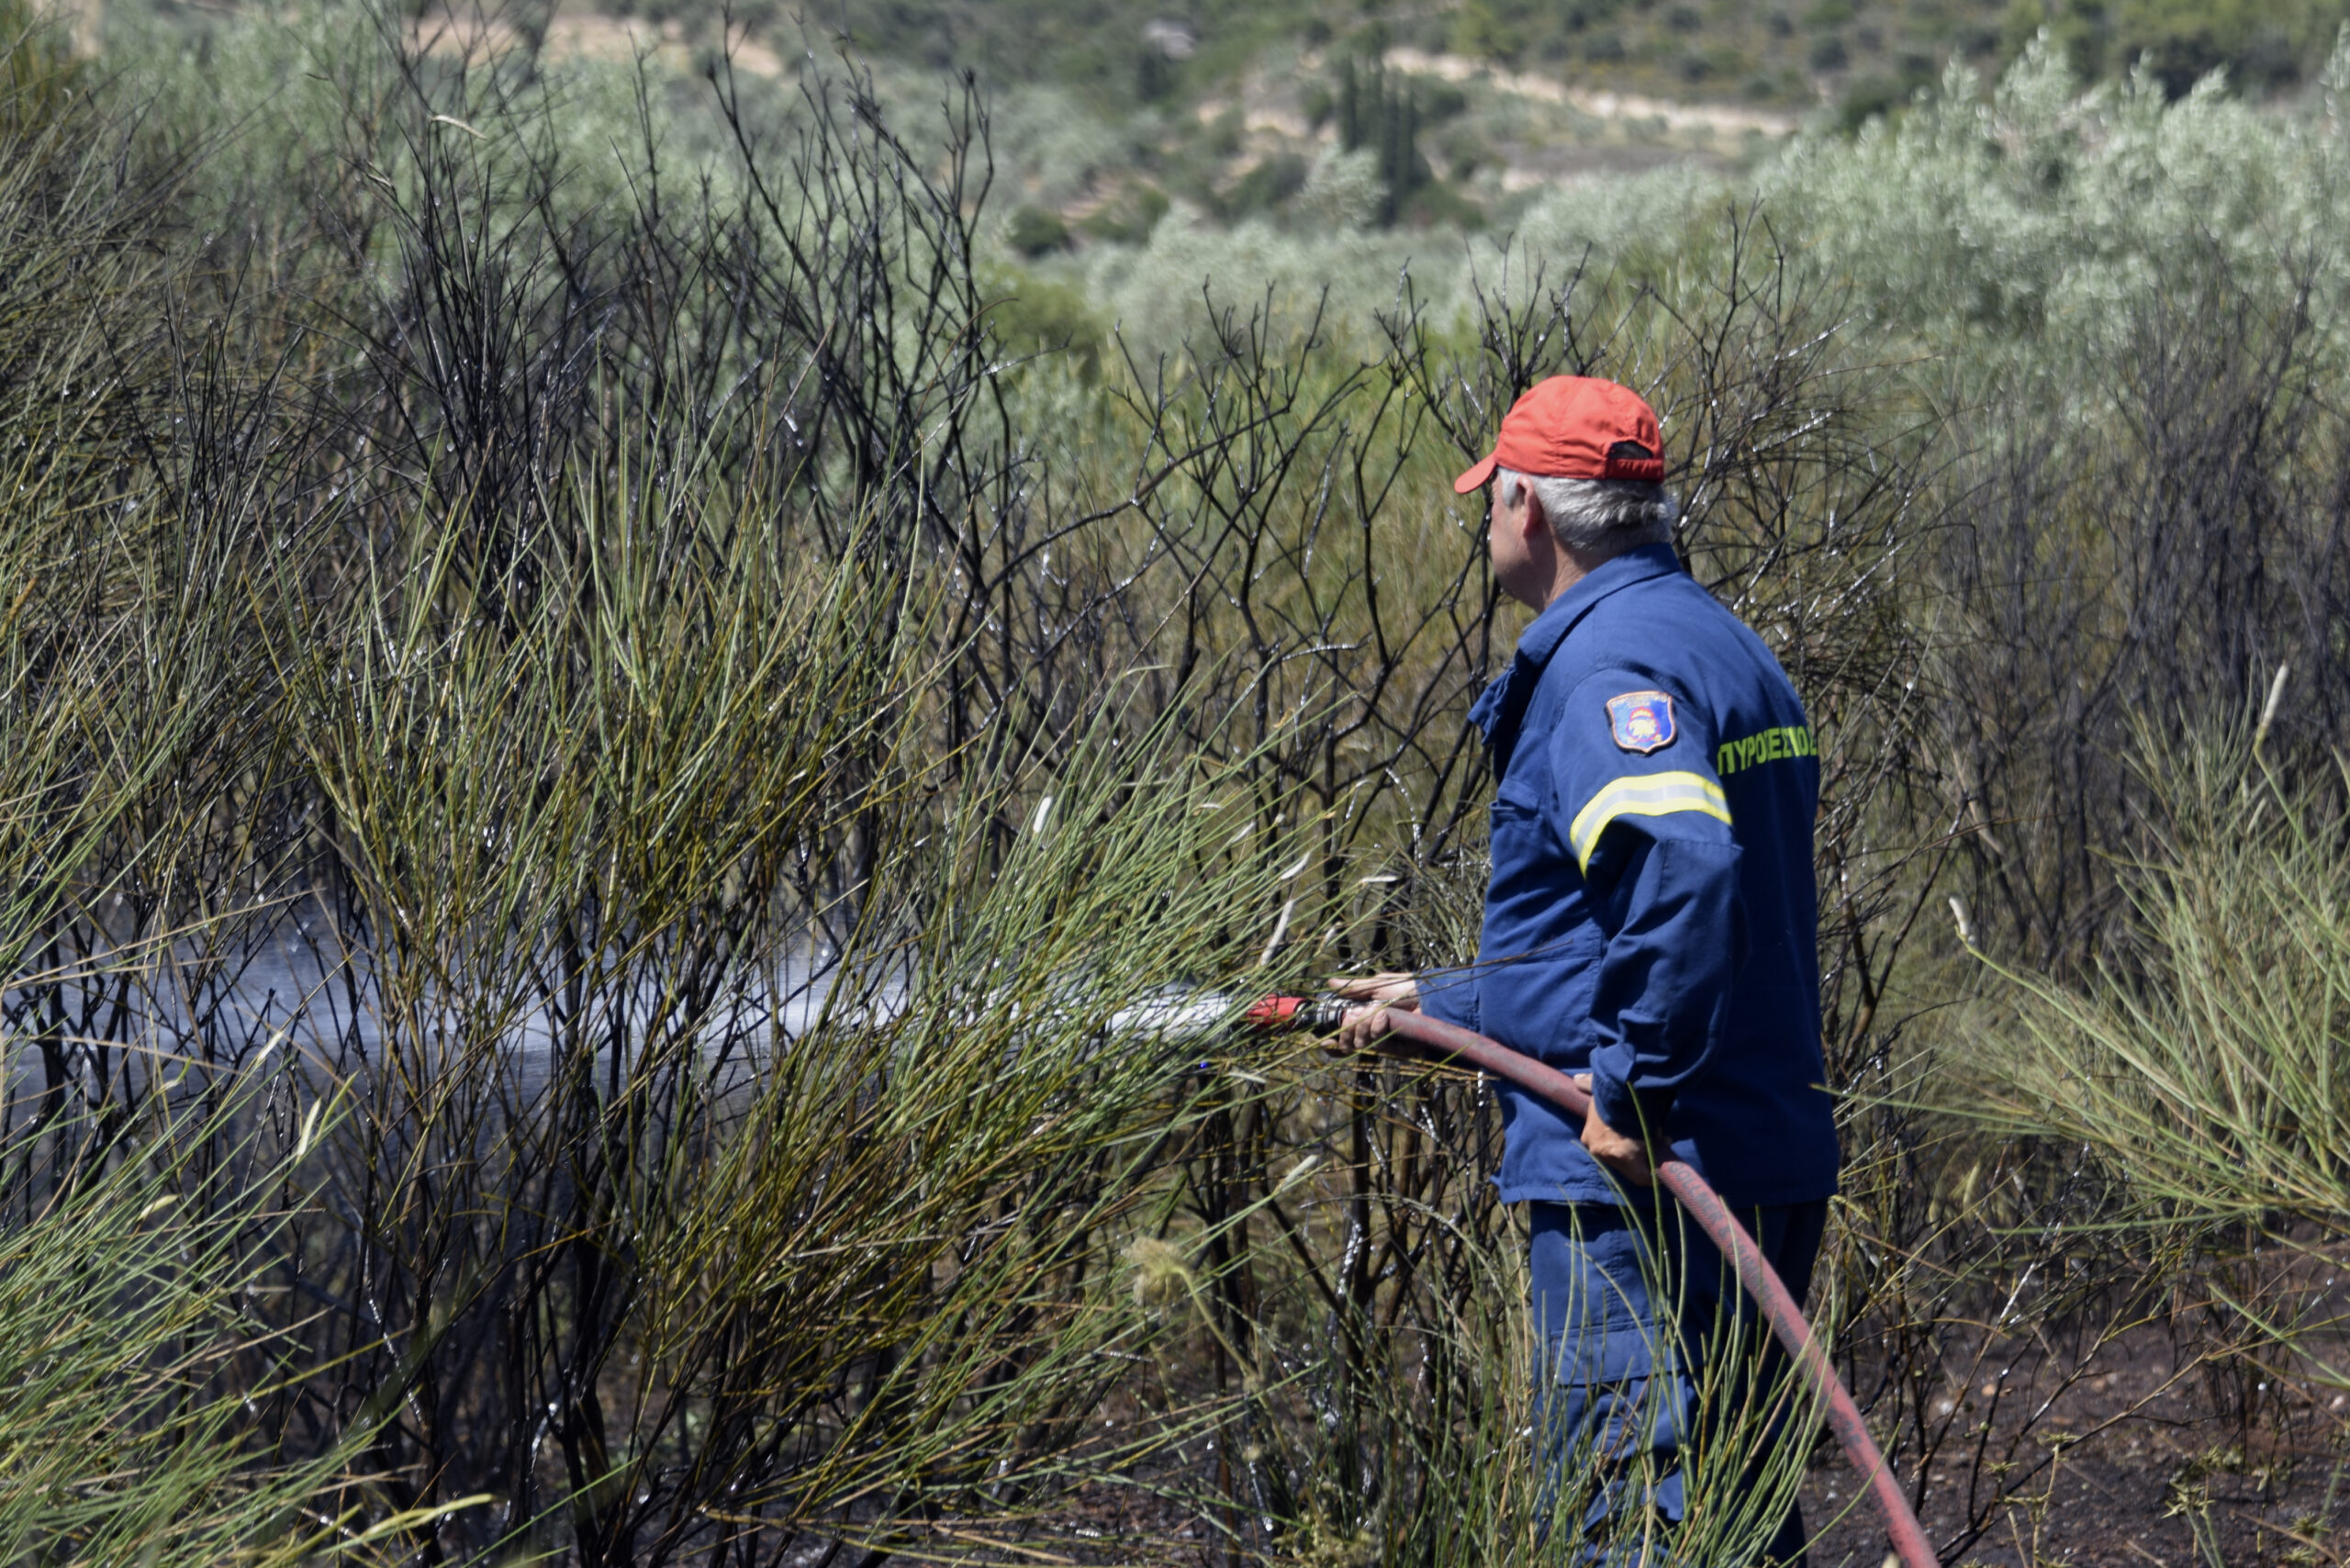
[1452,375,1666,494]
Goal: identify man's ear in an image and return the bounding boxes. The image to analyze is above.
[1516,487,1550,552]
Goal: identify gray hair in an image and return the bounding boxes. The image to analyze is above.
[1497,467,1677,554]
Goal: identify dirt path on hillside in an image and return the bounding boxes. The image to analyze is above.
[1382,46,1802,140]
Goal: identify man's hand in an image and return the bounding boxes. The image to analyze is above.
[1571,1073,1653,1187]
[1326,971,1419,1055]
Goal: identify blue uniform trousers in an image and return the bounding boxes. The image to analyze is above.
[1529,1198,1826,1566]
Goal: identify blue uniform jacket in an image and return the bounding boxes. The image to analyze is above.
[1420,544,1841,1208]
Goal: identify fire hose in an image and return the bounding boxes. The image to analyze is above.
[1245,994,1937,1568]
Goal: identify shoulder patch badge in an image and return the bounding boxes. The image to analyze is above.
[1606,690,1676,754]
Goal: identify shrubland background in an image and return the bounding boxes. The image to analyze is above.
[3,0,2349,1562]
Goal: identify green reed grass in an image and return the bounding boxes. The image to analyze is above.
[1972,726,2350,1234]
[0,1090,492,1565]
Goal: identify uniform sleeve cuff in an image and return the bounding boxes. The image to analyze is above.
[1592,1072,1672,1142]
[1417,971,1478,1033]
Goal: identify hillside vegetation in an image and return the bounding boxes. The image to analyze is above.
[623,0,2350,107]
[142,0,2345,251]
[531,0,2350,233]
[0,0,2345,1563]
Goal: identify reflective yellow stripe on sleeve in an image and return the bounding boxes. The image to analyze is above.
[1566,771,1732,871]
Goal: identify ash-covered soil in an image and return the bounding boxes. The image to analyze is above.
[1805,1327,2347,1567]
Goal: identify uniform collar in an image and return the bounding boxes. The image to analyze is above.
[1467,544,1685,762]
[1512,543,1685,672]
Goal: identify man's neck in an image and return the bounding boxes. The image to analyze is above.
[1538,540,1641,610]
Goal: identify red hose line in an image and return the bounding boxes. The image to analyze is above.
[1356,1006,1938,1568]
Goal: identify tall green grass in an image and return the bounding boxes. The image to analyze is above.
[1972,722,2350,1263]
[0,1090,490,1563]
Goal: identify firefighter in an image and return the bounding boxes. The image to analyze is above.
[1334,375,1840,1562]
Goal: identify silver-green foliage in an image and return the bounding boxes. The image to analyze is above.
[1058,32,2350,376]
[1765,30,2350,359]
